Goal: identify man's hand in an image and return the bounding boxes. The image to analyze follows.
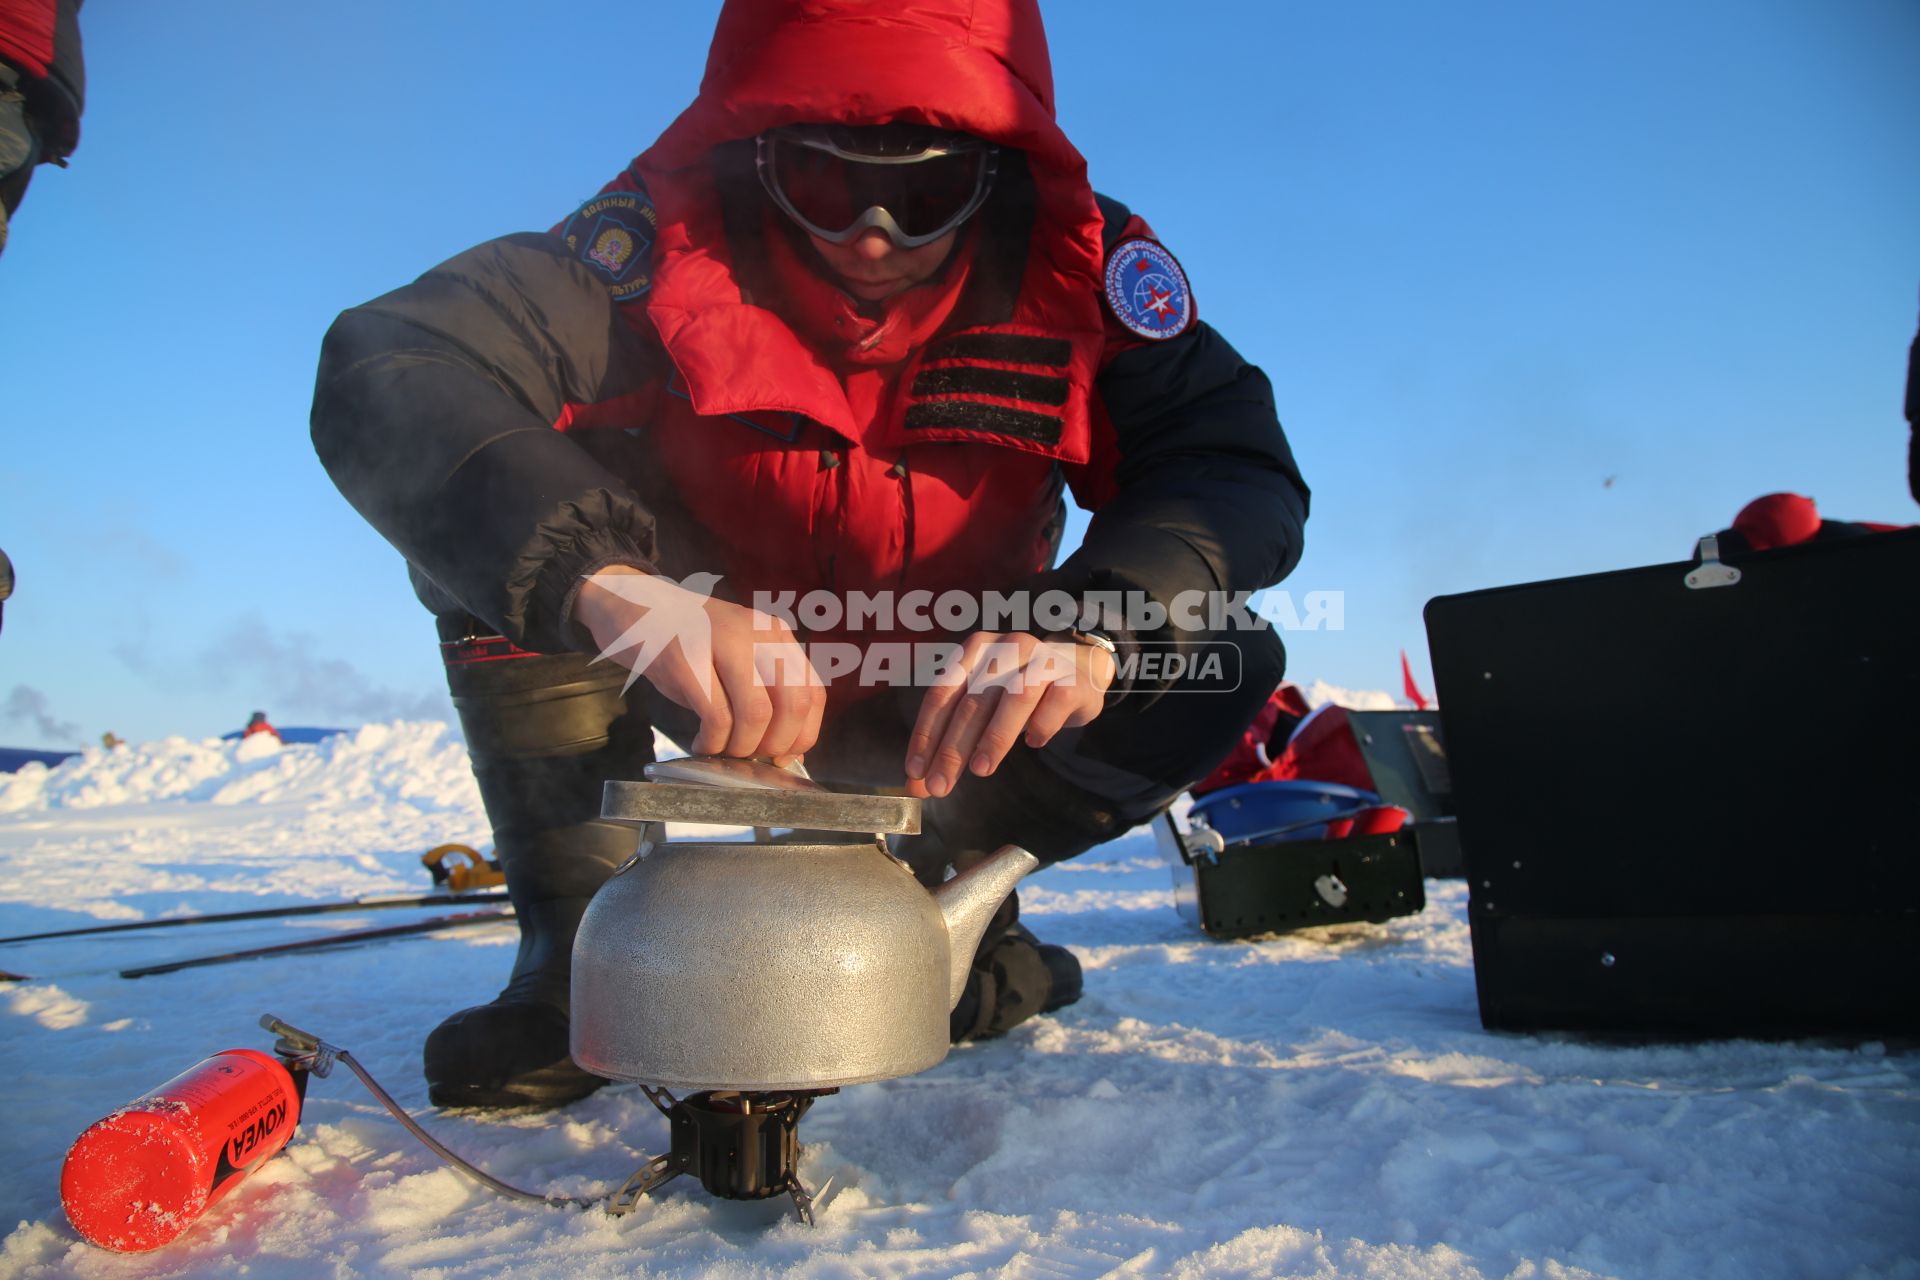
[905,631,1115,798]
[573,566,825,763]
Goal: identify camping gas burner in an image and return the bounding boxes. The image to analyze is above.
[608,1086,837,1224]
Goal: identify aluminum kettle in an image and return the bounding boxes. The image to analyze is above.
[570,759,1040,1091]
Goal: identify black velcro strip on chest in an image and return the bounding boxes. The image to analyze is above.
[912,366,1071,407]
[930,333,1073,367]
[904,400,1063,445]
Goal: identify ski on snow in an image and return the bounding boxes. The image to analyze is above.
[0,890,511,947]
[117,909,517,978]
[0,908,517,982]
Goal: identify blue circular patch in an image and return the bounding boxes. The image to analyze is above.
[1103,238,1194,340]
[562,189,658,302]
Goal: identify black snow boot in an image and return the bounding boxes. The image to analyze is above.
[424,625,656,1109]
[946,892,1084,1041]
[896,746,1116,1041]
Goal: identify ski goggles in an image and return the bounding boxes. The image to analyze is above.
[755,125,999,249]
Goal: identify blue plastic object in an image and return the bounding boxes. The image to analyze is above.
[217,726,346,745]
[1188,780,1382,846]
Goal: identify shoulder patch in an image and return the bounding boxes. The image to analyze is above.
[1102,238,1194,341]
[562,189,658,302]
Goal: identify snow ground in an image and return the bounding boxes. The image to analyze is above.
[0,725,1914,1279]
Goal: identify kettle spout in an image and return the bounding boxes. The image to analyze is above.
[934,844,1042,1010]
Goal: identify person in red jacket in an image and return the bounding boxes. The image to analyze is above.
[314,0,1308,1109]
[0,0,82,255]
[240,711,281,742]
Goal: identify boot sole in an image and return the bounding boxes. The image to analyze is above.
[428,1060,609,1110]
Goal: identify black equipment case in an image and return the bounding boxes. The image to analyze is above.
[1154,810,1426,939]
[1424,528,1920,1036]
[1153,710,1460,938]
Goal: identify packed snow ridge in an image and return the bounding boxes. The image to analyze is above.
[0,721,481,814]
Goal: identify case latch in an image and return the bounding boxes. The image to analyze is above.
[1684,534,1743,590]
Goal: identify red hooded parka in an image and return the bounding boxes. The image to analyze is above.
[555,0,1119,630]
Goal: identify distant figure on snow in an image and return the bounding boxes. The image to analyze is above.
[241,711,281,742]
[100,731,123,749]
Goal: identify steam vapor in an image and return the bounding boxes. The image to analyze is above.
[115,619,450,726]
[3,685,84,745]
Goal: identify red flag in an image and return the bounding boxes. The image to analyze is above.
[1400,649,1430,710]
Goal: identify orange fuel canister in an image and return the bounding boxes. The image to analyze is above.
[59,1048,304,1252]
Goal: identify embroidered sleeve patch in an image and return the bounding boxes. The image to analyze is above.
[562,190,658,302]
[1103,238,1195,340]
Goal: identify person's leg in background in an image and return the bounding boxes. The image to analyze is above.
[0,62,42,256]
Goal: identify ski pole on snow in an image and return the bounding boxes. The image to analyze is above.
[0,889,508,946]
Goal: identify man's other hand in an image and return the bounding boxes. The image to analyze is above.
[905,632,1114,798]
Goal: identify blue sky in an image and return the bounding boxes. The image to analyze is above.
[2,0,1915,746]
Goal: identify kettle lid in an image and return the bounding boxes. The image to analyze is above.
[602,758,921,835]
